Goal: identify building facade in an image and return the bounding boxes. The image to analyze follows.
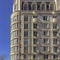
[10,0,60,60]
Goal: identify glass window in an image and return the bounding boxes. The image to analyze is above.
[33,46,37,52]
[53,47,58,53]
[24,46,28,53]
[43,23,49,29]
[53,55,58,59]
[33,55,37,59]
[33,39,38,44]
[53,38,57,44]
[44,46,49,52]
[43,38,49,44]
[14,54,19,59]
[11,31,18,37]
[53,31,57,36]
[33,31,37,37]
[33,23,37,29]
[24,15,28,21]
[44,55,48,59]
[43,31,49,36]
[23,54,28,59]
[32,4,36,10]
[24,4,28,10]
[14,39,18,44]
[15,46,19,52]
[24,38,28,45]
[41,4,45,10]
[24,31,28,37]
[50,4,54,10]
[24,24,28,29]
[53,23,57,29]
[43,16,47,20]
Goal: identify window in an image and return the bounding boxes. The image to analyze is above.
[37,3,40,10]
[41,4,45,10]
[43,31,49,36]
[33,31,37,37]
[53,31,57,36]
[24,54,27,59]
[33,23,37,29]
[32,4,36,10]
[53,47,58,53]
[53,23,57,29]
[53,55,58,59]
[44,46,49,52]
[33,46,37,52]
[24,15,28,21]
[43,16,47,20]
[24,38,28,45]
[11,31,18,37]
[44,55,48,59]
[15,46,19,52]
[50,4,54,10]
[14,39,18,44]
[53,38,57,44]
[43,38,49,44]
[33,39,38,44]
[24,31,28,37]
[33,55,37,59]
[24,46,28,53]
[24,4,28,10]
[43,23,49,29]
[11,23,19,30]
[46,4,49,10]
[24,24,28,29]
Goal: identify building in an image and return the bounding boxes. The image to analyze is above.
[10,0,60,60]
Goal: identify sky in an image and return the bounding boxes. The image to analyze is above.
[0,0,13,60]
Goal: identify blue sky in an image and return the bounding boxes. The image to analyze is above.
[0,0,13,60]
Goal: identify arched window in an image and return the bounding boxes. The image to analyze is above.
[32,4,36,10]
[24,3,28,10]
[50,4,54,10]
[41,4,45,10]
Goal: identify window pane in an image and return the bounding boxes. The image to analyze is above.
[24,15,28,21]
[24,31,28,37]
[33,31,37,37]
[24,38,28,45]
[24,24,28,29]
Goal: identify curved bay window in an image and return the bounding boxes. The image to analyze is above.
[23,3,29,10]
[31,4,36,10]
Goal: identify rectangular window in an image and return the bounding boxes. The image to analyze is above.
[24,38,28,45]
[24,31,28,37]
[33,23,37,29]
[24,24,28,29]
[33,46,37,52]
[53,55,58,59]
[33,55,36,59]
[43,31,49,36]
[53,38,57,44]
[33,31,37,37]
[24,15,28,21]
[43,23,49,29]
[33,39,38,44]
[24,46,28,53]
[43,16,47,21]
[53,23,57,29]
[43,38,49,44]
[44,46,49,52]
[53,47,58,53]
[53,31,57,36]
[44,55,48,59]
